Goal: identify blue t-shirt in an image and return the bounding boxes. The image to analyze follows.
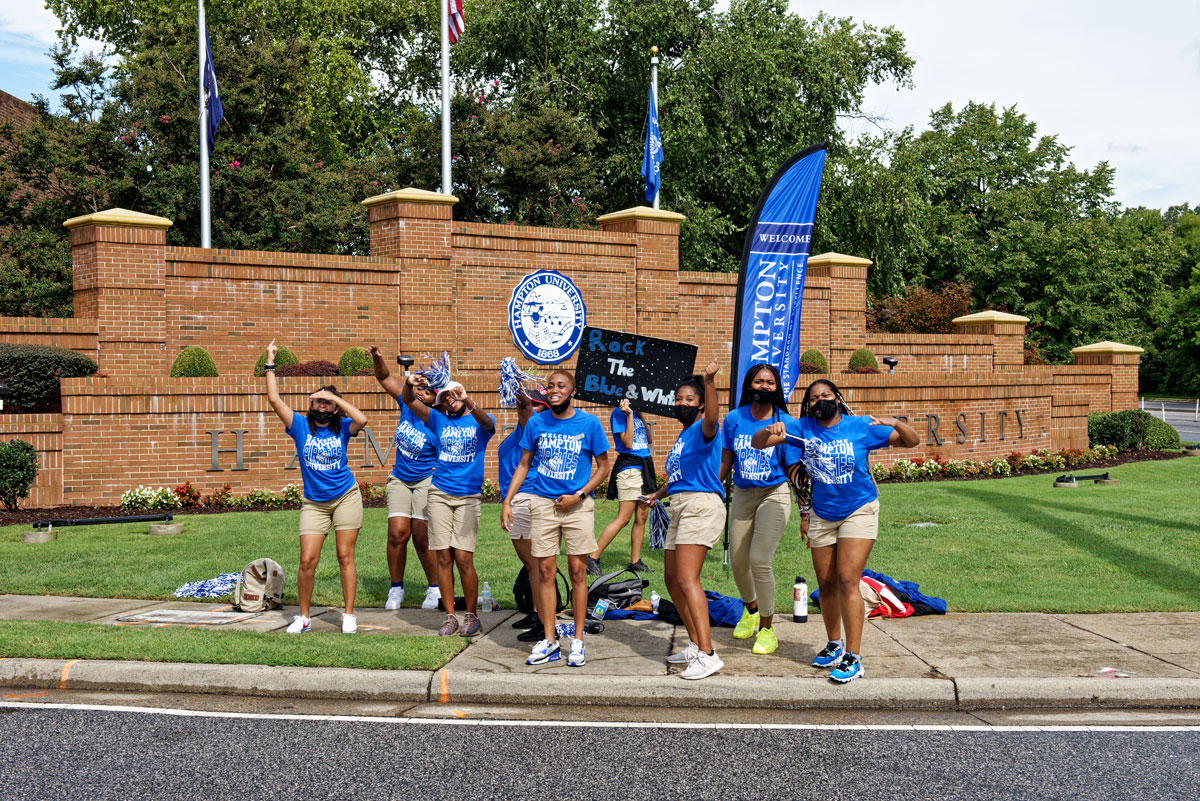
[519,409,611,498]
[786,415,893,520]
[287,415,357,502]
[391,401,437,483]
[664,419,724,496]
[426,408,495,496]
[722,406,797,489]
[498,422,540,498]
[610,408,651,473]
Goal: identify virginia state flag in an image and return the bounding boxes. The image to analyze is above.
[203,24,223,148]
[641,84,662,203]
[730,143,828,406]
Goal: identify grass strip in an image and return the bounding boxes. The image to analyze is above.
[0,620,465,671]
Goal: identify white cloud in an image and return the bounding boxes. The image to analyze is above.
[0,5,62,44]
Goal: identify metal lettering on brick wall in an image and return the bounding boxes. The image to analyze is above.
[207,430,248,471]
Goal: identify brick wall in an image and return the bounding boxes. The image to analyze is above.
[865,333,993,373]
[0,317,99,363]
[0,414,63,509]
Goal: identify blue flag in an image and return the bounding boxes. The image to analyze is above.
[730,144,827,406]
[203,25,223,148]
[641,84,662,204]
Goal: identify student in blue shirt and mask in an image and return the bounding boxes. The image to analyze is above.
[263,340,368,636]
[753,378,919,683]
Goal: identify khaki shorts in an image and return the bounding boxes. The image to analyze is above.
[615,468,645,502]
[808,499,880,549]
[426,487,482,552]
[666,491,726,550]
[508,492,534,541]
[299,486,363,536]
[386,475,431,520]
[529,495,597,558]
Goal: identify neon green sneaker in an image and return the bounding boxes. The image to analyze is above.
[733,608,760,639]
[751,626,779,654]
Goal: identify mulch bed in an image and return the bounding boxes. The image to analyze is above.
[1,450,1187,528]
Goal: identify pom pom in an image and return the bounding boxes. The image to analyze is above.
[416,352,452,391]
[648,500,670,551]
[498,357,544,408]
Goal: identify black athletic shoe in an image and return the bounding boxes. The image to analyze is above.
[510,612,540,629]
[627,560,653,573]
[517,626,546,642]
[586,556,603,575]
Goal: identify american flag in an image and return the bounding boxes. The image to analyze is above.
[449,0,465,44]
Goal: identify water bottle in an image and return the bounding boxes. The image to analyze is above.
[650,590,661,612]
[792,576,808,623]
[480,581,494,612]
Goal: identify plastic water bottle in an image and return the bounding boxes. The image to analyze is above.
[792,576,808,623]
[650,590,661,612]
[480,582,494,612]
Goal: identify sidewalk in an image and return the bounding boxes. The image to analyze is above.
[2,594,1199,710]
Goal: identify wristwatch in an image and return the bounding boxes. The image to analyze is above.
[578,492,587,502]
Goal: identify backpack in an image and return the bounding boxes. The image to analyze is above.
[513,566,570,614]
[586,568,649,613]
[232,558,285,612]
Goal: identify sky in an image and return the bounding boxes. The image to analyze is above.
[1,1,1197,210]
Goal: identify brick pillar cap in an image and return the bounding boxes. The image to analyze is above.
[595,206,686,225]
[361,187,458,207]
[1071,341,1144,355]
[63,207,173,230]
[807,252,872,267]
[952,310,1029,326]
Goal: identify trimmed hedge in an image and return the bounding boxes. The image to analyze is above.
[254,346,298,376]
[1088,410,1181,451]
[796,361,823,374]
[170,346,219,377]
[0,343,98,412]
[847,348,878,370]
[338,347,372,377]
[0,438,39,510]
[276,360,339,377]
[800,348,828,373]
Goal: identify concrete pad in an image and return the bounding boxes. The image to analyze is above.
[956,677,1200,709]
[318,607,495,637]
[444,616,674,676]
[0,594,158,623]
[1056,612,1200,675]
[874,613,1198,678]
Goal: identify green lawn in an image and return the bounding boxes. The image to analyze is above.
[0,620,463,670]
[2,457,1198,614]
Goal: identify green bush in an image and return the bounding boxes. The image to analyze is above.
[847,348,878,370]
[253,346,298,376]
[0,439,39,510]
[338,347,372,377]
[1088,410,1181,451]
[800,348,828,373]
[0,344,98,413]
[170,347,219,377]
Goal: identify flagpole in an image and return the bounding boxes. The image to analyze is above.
[440,0,451,195]
[650,46,659,210]
[198,0,211,247]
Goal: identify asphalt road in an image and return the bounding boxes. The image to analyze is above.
[2,704,1198,801]
[1140,399,1200,443]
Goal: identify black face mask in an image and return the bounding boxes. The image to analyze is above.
[549,398,572,415]
[749,388,774,405]
[811,399,839,420]
[310,409,336,425]
[674,405,701,426]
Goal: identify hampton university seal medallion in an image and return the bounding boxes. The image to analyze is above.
[508,270,587,364]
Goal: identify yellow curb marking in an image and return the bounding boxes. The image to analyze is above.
[3,691,49,700]
[439,670,449,703]
[452,710,467,719]
[59,659,81,690]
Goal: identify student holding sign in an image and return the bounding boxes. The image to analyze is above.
[640,358,725,680]
[720,364,798,656]
[588,399,656,576]
[402,373,496,638]
[501,371,611,668]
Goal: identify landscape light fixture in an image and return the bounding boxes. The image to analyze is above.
[882,356,898,373]
[397,355,414,374]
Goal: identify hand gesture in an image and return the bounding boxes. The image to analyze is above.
[637,494,657,508]
[869,415,895,427]
[618,399,632,414]
[450,385,468,403]
[309,389,339,404]
[767,421,787,438]
[367,344,381,358]
[501,501,513,532]
[407,373,429,388]
[266,339,278,361]
[555,494,580,512]
[703,358,721,380]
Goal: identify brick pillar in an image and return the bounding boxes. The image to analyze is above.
[1071,341,1143,411]
[952,310,1028,372]
[808,252,870,371]
[596,206,686,340]
[65,208,172,377]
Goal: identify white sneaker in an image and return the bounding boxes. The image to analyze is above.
[342,613,357,634]
[385,586,404,610]
[680,650,724,680]
[285,615,311,634]
[421,586,441,610]
[666,641,700,665]
[568,638,586,667]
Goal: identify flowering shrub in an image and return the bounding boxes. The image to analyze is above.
[873,446,1112,483]
[172,481,201,507]
[358,481,384,500]
[207,484,233,507]
[120,485,182,511]
[281,483,302,504]
[481,478,500,500]
[238,487,286,508]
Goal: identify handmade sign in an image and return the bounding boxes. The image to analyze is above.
[574,327,698,417]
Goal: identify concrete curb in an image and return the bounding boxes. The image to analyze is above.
[955,677,1200,709]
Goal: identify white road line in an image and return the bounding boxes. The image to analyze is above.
[2,700,1199,732]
